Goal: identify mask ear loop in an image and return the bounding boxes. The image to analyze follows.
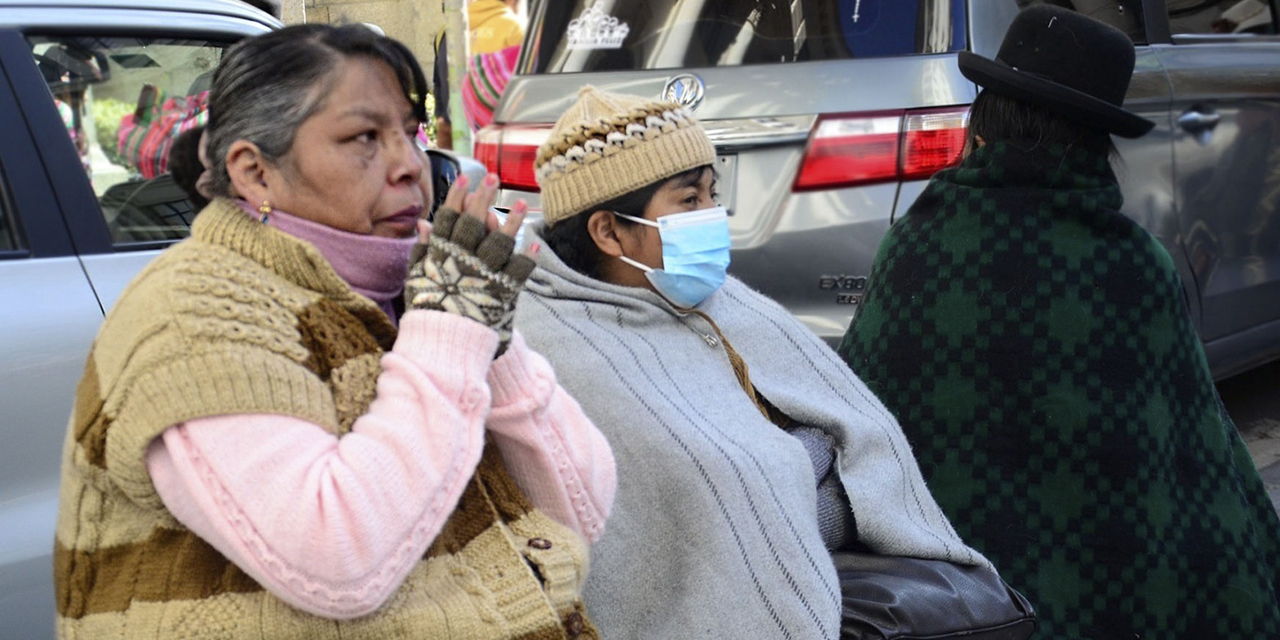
[613,211,659,227]
[614,211,665,273]
[612,211,661,274]
[618,255,654,273]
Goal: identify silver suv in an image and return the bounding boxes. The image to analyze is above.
[482,0,1280,381]
[0,2,278,638]
[0,3,486,635]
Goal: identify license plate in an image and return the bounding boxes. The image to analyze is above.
[715,154,737,216]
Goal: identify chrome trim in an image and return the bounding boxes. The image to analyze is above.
[700,115,817,150]
[662,73,705,111]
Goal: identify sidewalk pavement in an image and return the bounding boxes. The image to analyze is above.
[1242,419,1280,515]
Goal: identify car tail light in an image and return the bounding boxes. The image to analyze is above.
[901,108,969,180]
[497,126,549,191]
[793,106,969,192]
[793,113,902,191]
[472,124,552,192]
[474,125,502,174]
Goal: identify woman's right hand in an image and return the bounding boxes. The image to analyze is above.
[404,173,537,355]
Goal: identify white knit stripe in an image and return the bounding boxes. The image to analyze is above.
[537,125,717,224]
[427,235,524,291]
[535,108,692,181]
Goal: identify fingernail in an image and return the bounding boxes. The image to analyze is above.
[456,175,468,187]
[513,200,528,214]
[530,242,541,255]
[485,174,498,187]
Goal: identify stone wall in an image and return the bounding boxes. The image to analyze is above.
[279,0,305,25]
[276,0,470,150]
[281,0,447,71]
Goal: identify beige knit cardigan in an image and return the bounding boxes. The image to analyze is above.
[54,199,596,640]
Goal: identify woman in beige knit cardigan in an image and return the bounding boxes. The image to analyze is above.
[54,24,614,639]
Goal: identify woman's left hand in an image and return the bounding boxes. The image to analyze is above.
[404,173,537,355]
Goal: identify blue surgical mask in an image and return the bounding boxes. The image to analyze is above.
[614,206,731,308]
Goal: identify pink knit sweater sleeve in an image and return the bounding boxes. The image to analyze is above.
[485,331,616,543]
[146,310,497,620]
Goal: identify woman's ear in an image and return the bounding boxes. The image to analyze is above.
[586,210,625,257]
[962,131,986,160]
[225,140,271,205]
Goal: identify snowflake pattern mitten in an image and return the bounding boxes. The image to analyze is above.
[405,207,535,354]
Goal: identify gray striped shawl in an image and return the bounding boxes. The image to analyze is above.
[514,232,988,640]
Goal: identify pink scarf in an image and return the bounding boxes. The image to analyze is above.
[237,201,416,323]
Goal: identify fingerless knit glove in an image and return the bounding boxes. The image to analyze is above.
[404,207,536,354]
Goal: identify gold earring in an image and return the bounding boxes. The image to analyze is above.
[258,200,272,223]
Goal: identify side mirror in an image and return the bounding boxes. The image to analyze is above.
[423,148,490,220]
[34,44,108,93]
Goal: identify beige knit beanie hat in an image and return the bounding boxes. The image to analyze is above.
[534,85,716,225]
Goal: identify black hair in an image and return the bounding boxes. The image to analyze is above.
[966,89,1118,159]
[543,165,715,279]
[205,23,428,197]
[168,125,210,210]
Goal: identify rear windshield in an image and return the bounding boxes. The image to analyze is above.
[523,0,968,74]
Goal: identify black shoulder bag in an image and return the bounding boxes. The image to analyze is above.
[836,552,1036,640]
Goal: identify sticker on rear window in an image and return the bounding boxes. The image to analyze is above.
[566,2,630,50]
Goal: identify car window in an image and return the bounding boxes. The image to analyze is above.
[26,36,229,246]
[1167,0,1277,35]
[525,0,967,74]
[1012,1,1147,42]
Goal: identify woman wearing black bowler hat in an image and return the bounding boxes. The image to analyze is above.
[840,5,1280,638]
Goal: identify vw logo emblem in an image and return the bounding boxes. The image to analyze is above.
[662,74,705,111]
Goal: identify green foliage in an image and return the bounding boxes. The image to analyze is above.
[91,97,133,167]
[423,92,438,145]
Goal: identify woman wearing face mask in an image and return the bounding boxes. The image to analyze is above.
[55,25,614,639]
[512,87,990,640]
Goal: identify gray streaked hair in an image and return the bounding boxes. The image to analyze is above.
[205,23,428,198]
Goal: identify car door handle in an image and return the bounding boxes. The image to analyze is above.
[1177,109,1221,132]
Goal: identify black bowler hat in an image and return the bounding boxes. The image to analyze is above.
[957,4,1155,138]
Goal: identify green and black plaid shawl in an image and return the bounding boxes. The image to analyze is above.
[839,141,1280,639]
